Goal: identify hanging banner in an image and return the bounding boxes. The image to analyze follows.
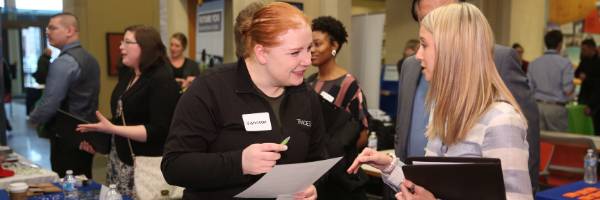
[549,0,596,25]
[196,0,224,61]
[584,9,600,34]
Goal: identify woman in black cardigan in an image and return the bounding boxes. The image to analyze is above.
[77,25,180,196]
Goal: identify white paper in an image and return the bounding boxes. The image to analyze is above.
[412,161,472,165]
[235,157,343,198]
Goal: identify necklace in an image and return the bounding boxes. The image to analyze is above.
[116,74,140,118]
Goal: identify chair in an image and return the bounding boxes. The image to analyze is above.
[539,141,555,178]
[540,131,597,187]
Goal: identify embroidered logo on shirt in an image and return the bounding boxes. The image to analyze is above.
[296,119,312,127]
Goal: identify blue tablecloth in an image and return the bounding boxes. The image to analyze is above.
[536,181,600,200]
[0,181,132,200]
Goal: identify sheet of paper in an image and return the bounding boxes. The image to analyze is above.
[412,161,472,165]
[235,157,342,198]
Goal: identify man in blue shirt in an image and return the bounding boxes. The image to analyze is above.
[527,30,574,132]
[29,13,100,178]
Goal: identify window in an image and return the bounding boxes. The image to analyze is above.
[16,0,61,11]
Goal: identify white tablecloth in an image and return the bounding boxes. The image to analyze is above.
[0,154,59,189]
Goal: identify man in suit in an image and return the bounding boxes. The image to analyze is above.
[395,0,540,192]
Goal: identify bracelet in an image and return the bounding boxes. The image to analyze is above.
[382,153,397,174]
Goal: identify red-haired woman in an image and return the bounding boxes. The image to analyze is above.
[161,2,326,199]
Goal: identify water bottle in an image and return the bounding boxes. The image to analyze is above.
[62,170,78,199]
[584,149,598,184]
[368,132,378,150]
[105,184,122,200]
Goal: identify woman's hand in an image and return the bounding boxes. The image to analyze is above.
[347,148,393,174]
[395,180,435,200]
[76,111,116,134]
[241,143,288,175]
[293,185,316,200]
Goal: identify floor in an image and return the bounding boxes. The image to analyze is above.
[5,99,108,184]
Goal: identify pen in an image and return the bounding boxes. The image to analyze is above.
[280,136,290,145]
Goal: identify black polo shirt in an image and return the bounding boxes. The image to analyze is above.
[161,59,327,199]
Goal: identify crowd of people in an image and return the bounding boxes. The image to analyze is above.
[7,0,600,199]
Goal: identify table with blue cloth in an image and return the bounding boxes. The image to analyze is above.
[0,181,132,200]
[536,181,600,200]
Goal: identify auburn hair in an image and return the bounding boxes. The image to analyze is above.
[239,2,309,58]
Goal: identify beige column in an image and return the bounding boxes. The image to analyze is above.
[383,0,419,65]
[508,0,547,61]
[164,0,190,57]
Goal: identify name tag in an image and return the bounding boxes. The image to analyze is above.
[242,112,272,132]
[320,91,335,103]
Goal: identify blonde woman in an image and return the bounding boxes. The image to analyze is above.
[347,3,532,200]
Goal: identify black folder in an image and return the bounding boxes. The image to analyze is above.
[55,109,111,154]
[403,157,506,200]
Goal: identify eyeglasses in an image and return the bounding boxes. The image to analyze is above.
[120,40,138,46]
[45,26,58,32]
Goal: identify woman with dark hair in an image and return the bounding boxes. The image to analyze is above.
[308,16,369,200]
[169,32,200,90]
[76,25,180,196]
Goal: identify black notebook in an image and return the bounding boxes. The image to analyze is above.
[403,156,506,200]
[55,109,111,154]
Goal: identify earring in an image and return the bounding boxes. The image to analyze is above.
[331,50,337,57]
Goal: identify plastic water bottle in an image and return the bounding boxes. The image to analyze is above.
[105,184,122,200]
[584,149,598,184]
[368,132,378,150]
[62,170,78,199]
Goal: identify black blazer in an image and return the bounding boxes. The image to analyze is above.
[111,62,180,165]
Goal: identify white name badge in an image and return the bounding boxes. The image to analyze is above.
[242,112,272,132]
[320,91,335,103]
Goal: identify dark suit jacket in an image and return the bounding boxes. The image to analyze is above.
[394,45,540,191]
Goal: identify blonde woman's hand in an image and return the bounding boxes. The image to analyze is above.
[76,111,116,134]
[347,148,393,174]
[241,143,288,175]
[395,180,435,200]
[293,185,316,200]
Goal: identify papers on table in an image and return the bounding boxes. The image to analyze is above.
[235,157,342,199]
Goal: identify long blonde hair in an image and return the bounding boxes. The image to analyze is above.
[421,3,523,145]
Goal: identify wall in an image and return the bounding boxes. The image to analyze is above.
[63,0,159,116]
[509,0,546,61]
[167,0,189,57]
[382,0,418,65]
[352,0,385,15]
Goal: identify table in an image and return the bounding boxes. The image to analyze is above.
[536,181,600,200]
[0,154,59,189]
[0,181,133,200]
[541,131,600,151]
[567,103,595,135]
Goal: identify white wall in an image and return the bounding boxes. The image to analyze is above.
[352,13,385,109]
